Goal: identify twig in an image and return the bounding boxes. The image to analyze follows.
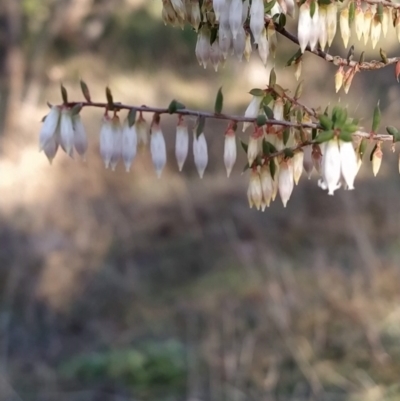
[271,18,400,71]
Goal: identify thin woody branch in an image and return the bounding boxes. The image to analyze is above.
[63,100,393,143]
[272,19,400,71]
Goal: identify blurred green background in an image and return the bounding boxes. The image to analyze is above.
[0,1,400,400]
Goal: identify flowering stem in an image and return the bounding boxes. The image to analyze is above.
[63,101,393,143]
[270,18,400,71]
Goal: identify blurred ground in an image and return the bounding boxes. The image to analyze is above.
[0,1,400,401]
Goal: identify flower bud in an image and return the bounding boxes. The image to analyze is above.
[285,0,295,18]
[278,160,294,207]
[343,67,357,94]
[309,2,320,51]
[370,15,381,49]
[43,133,59,165]
[247,129,261,166]
[363,7,373,45]
[340,8,350,48]
[122,120,138,172]
[229,0,243,39]
[233,27,246,61]
[298,2,312,53]
[318,5,328,51]
[312,144,323,175]
[150,121,167,178]
[250,0,265,44]
[213,0,226,21]
[326,2,337,46]
[382,7,390,37]
[190,0,201,30]
[303,145,313,178]
[100,116,113,169]
[258,27,269,65]
[322,138,341,195]
[175,117,189,171]
[39,106,60,151]
[244,30,252,61]
[224,127,237,177]
[72,114,88,160]
[260,165,273,209]
[135,112,149,147]
[247,169,263,210]
[372,143,382,176]
[109,116,123,171]
[293,150,304,185]
[339,140,357,190]
[355,6,364,40]
[294,60,302,81]
[60,109,74,157]
[242,95,263,131]
[335,66,344,93]
[193,132,208,178]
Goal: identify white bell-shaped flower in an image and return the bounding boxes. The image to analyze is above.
[339,140,357,190]
[326,2,337,46]
[213,0,226,21]
[72,114,88,160]
[224,127,237,177]
[122,120,137,172]
[59,108,74,157]
[233,27,246,61]
[193,132,208,178]
[39,106,60,151]
[110,116,123,171]
[150,121,167,178]
[322,138,341,195]
[278,160,294,207]
[260,165,274,209]
[229,0,243,39]
[309,2,320,51]
[318,5,328,50]
[135,112,149,147]
[242,95,263,132]
[247,169,263,210]
[43,130,59,165]
[100,116,113,169]
[258,28,269,65]
[298,2,312,53]
[293,150,304,185]
[250,0,265,44]
[175,117,189,171]
[355,7,364,40]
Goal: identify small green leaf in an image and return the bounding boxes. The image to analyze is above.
[269,159,276,180]
[284,100,292,119]
[263,94,273,106]
[278,13,286,28]
[256,114,267,126]
[286,49,302,66]
[106,87,114,110]
[195,115,206,138]
[294,80,304,99]
[70,103,83,116]
[272,84,285,98]
[348,1,355,23]
[167,99,186,114]
[263,105,274,119]
[370,143,378,161]
[61,84,68,104]
[269,68,276,87]
[359,138,368,159]
[386,125,400,142]
[283,148,294,158]
[265,0,277,14]
[214,87,224,114]
[310,0,316,18]
[315,130,334,143]
[312,128,317,140]
[249,88,265,96]
[377,3,383,23]
[372,101,381,132]
[80,80,91,102]
[359,51,365,64]
[283,127,290,145]
[128,109,137,127]
[240,140,248,153]
[319,114,333,130]
[339,130,353,142]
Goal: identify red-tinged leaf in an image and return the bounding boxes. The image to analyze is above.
[395,61,400,82]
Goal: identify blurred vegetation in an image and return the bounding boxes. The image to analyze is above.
[0,1,400,401]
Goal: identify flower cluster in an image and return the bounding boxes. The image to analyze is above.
[39,105,88,163]
[38,81,397,210]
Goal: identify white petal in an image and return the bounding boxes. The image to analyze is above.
[39,107,60,151]
[122,122,138,172]
[193,133,208,178]
[150,126,167,178]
